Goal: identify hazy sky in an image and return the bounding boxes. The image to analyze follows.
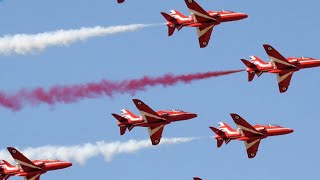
[1,0,320,179]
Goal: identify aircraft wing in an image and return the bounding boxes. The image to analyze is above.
[132,99,166,123]
[184,0,217,23]
[230,114,263,137]
[24,174,41,180]
[7,147,42,172]
[276,71,294,93]
[196,24,215,48]
[263,44,296,69]
[148,125,165,145]
[244,139,261,158]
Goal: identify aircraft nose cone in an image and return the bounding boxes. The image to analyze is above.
[238,13,248,19]
[63,162,73,168]
[187,113,197,119]
[287,128,294,134]
[282,128,294,134]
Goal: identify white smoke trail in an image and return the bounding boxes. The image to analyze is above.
[0,24,155,55]
[0,137,197,165]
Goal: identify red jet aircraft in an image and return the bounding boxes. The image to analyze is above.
[112,99,197,145]
[194,177,202,180]
[117,0,125,3]
[210,113,293,158]
[0,147,72,180]
[242,44,320,93]
[161,0,248,48]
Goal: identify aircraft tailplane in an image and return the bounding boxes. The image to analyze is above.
[1,160,13,168]
[241,59,253,67]
[209,126,224,135]
[111,113,128,123]
[161,12,178,36]
[241,59,258,82]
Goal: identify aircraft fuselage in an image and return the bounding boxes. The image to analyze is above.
[120,110,197,127]
[215,124,293,141]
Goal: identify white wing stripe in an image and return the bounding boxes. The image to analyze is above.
[245,139,260,150]
[148,125,164,136]
[197,24,214,38]
[277,71,293,83]
[189,9,216,21]
[14,159,41,171]
[236,125,263,135]
[270,56,296,68]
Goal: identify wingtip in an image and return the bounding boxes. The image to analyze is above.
[263,44,274,52]
[152,139,161,145]
[132,98,144,106]
[230,113,241,121]
[117,0,125,3]
[193,177,202,180]
[200,42,208,48]
[279,86,288,93]
[7,147,18,154]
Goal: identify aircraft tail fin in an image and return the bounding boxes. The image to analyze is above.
[169,10,188,19]
[250,56,267,65]
[247,72,255,82]
[168,26,175,36]
[217,139,224,148]
[218,122,236,133]
[121,109,138,120]
[119,126,127,135]
[241,59,259,82]
[161,12,179,36]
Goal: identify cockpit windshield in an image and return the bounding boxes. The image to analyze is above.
[261,124,280,127]
[301,56,315,60]
[221,10,235,13]
[171,109,184,112]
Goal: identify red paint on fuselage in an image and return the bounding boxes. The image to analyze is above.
[214,124,293,141]
[246,56,320,74]
[119,110,197,128]
[167,10,247,28]
[0,160,72,177]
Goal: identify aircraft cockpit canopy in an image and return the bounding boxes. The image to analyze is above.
[261,124,280,127]
[300,56,315,60]
[221,10,235,13]
[171,109,184,112]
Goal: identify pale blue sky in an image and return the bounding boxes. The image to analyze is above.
[1,0,320,179]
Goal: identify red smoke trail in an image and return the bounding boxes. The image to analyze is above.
[0,70,243,111]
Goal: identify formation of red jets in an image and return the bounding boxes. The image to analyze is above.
[113,0,319,179]
[2,0,317,180]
